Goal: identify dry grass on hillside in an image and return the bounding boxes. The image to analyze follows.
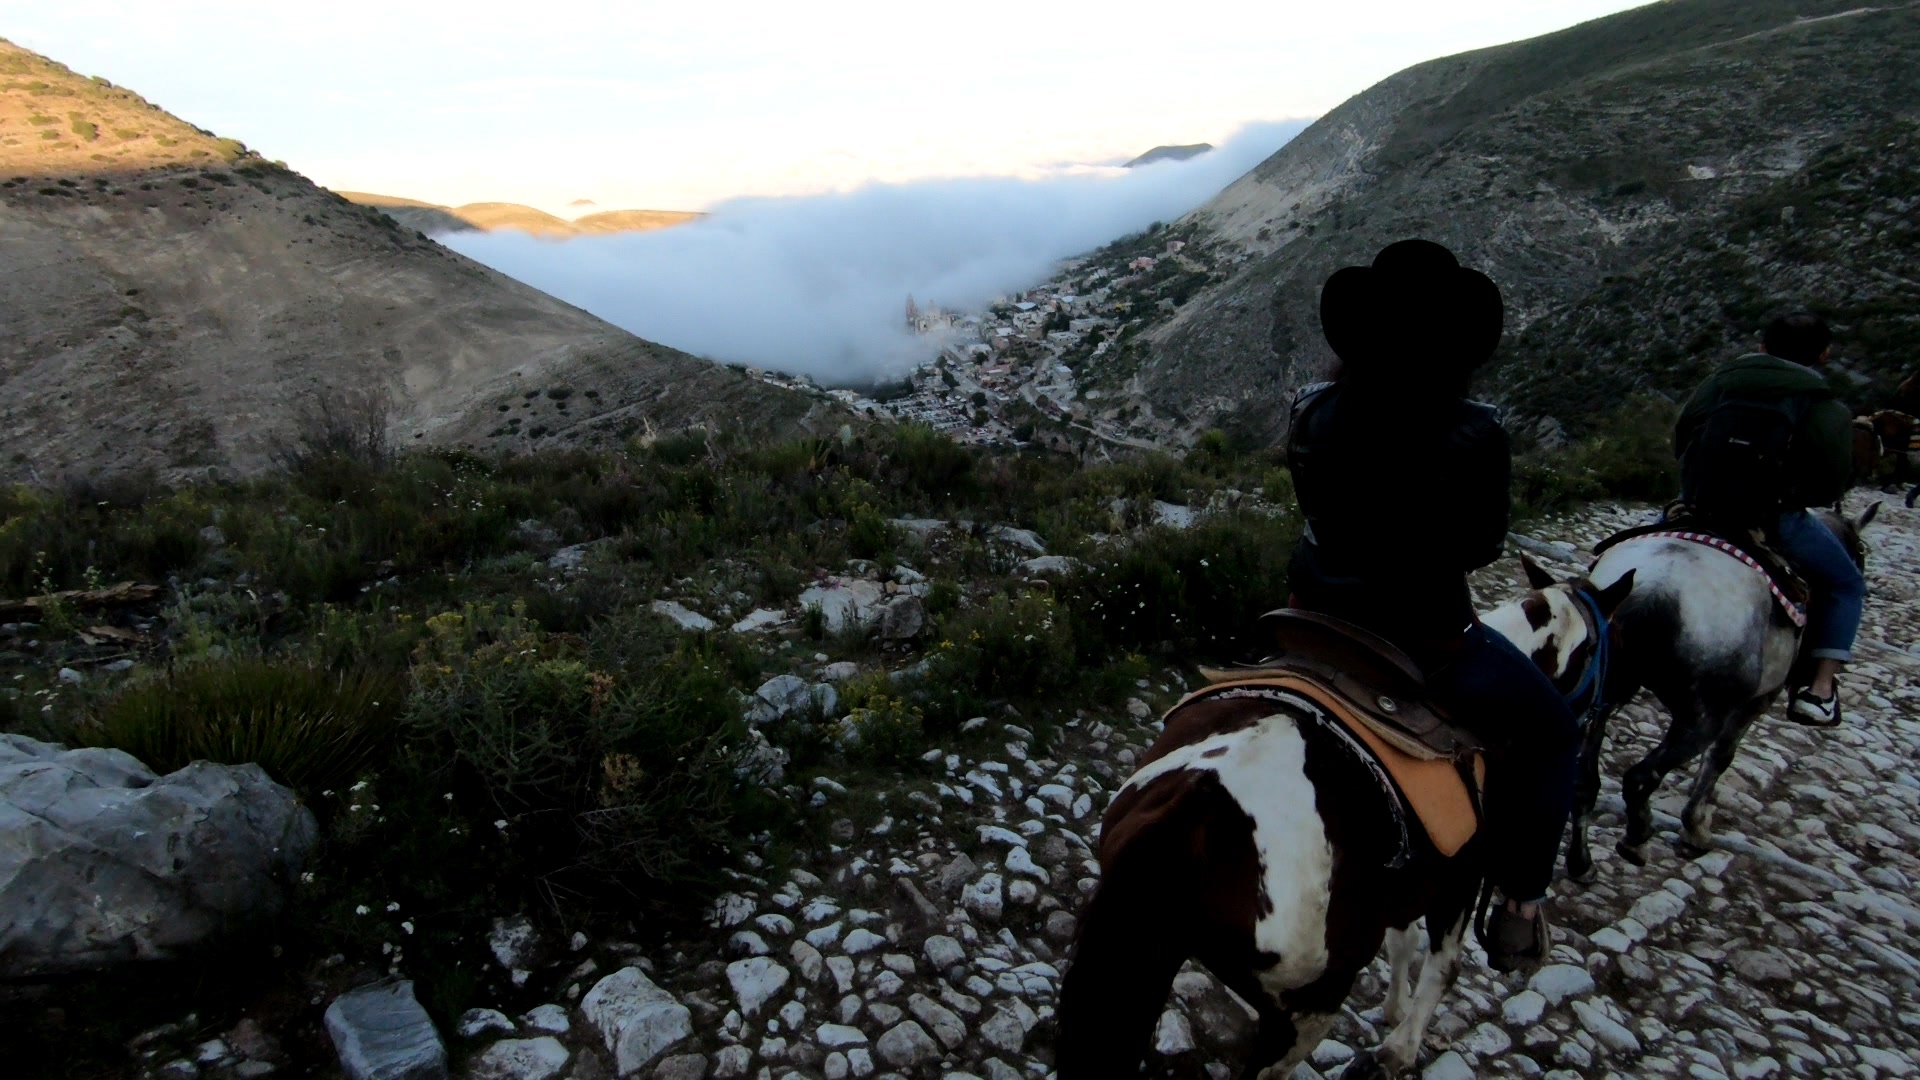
[0,40,257,175]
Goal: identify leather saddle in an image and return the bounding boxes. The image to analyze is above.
[1243,608,1483,761]
[1593,503,1808,609]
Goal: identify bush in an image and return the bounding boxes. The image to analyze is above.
[75,658,400,801]
[1513,396,1680,518]
[919,593,1076,729]
[271,385,394,474]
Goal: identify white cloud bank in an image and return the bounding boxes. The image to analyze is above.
[439,120,1307,387]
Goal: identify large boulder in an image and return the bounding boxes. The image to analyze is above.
[0,734,318,978]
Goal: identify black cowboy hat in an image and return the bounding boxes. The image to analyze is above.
[1319,239,1504,374]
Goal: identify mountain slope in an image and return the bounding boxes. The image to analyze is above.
[0,41,824,480]
[1096,0,1920,445]
[336,191,705,238]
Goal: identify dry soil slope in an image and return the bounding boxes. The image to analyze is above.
[1130,0,1920,445]
[0,41,829,481]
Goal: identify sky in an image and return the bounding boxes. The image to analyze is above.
[10,0,1657,212]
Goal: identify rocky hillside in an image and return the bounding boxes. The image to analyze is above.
[1086,0,1920,446]
[0,41,827,482]
[335,193,704,238]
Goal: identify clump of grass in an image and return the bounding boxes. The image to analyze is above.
[75,658,400,800]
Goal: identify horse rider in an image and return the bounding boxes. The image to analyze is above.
[1285,239,1578,974]
[1674,312,1862,727]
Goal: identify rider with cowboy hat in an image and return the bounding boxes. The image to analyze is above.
[1286,238,1577,974]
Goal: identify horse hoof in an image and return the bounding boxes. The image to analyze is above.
[1567,857,1598,886]
[1341,1050,1393,1080]
[1676,834,1715,858]
[1615,839,1648,867]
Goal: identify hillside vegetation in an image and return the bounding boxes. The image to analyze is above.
[1077,0,1920,446]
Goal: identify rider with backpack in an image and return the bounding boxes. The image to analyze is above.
[1286,239,1577,974]
[1675,312,1863,726]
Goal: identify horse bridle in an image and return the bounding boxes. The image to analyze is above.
[1564,586,1615,729]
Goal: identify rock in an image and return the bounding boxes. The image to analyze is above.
[458,1009,516,1039]
[650,601,716,632]
[0,736,318,977]
[1153,1009,1195,1055]
[979,1007,1026,1055]
[877,596,926,640]
[817,1023,868,1047]
[522,1005,570,1035]
[57,667,84,684]
[651,1055,707,1080]
[730,609,787,634]
[1572,999,1642,1054]
[987,526,1047,554]
[822,662,861,682]
[1528,964,1596,1006]
[322,980,447,1080]
[1502,990,1547,1027]
[490,916,538,971]
[1422,1051,1474,1080]
[824,1051,849,1080]
[1019,555,1080,576]
[581,967,694,1077]
[548,544,594,571]
[711,1045,750,1078]
[797,579,886,634]
[747,675,814,726]
[1730,948,1794,984]
[874,1021,940,1068]
[907,994,966,1049]
[470,1037,570,1080]
[842,928,885,954]
[1044,910,1077,943]
[963,873,1004,921]
[936,854,978,895]
[924,935,966,970]
[200,525,229,547]
[725,957,791,1016]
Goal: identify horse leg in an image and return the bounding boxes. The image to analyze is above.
[1564,706,1615,885]
[1679,701,1766,854]
[1381,923,1421,1027]
[1348,912,1469,1078]
[1243,1009,1337,1080]
[1617,716,1714,866]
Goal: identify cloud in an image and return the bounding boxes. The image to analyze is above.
[438,120,1308,386]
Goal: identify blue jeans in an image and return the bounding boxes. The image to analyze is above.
[1773,510,1866,662]
[1424,624,1579,901]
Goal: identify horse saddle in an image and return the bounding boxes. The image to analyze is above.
[1194,609,1486,858]
[1593,503,1808,621]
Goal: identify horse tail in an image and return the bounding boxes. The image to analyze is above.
[1055,815,1193,1078]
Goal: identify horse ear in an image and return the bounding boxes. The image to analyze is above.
[1594,569,1636,615]
[1857,501,1882,531]
[1520,553,1556,590]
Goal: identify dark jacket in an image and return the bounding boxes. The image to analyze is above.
[1284,381,1510,648]
[1674,353,1853,510]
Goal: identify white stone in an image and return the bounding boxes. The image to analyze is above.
[824,1050,850,1080]
[580,967,693,1076]
[1423,1052,1474,1080]
[470,1037,570,1080]
[520,1005,569,1035]
[1573,999,1642,1054]
[964,874,1005,921]
[1528,964,1597,1006]
[1590,926,1635,952]
[1503,990,1547,1027]
[874,1021,940,1068]
[1153,1009,1195,1055]
[649,600,715,632]
[847,1047,875,1077]
[323,981,447,1080]
[924,935,965,970]
[908,993,967,1049]
[457,1008,516,1039]
[726,957,791,1016]
[842,928,886,955]
[818,1023,868,1047]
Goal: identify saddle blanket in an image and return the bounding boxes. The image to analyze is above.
[1174,676,1484,858]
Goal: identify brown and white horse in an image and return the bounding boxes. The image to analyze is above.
[1501,504,1877,881]
[1055,575,1635,1079]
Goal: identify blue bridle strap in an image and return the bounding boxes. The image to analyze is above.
[1567,588,1612,728]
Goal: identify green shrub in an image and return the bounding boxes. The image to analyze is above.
[835,691,926,765]
[920,592,1076,729]
[75,658,400,801]
[70,118,96,140]
[846,502,899,560]
[1513,395,1680,518]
